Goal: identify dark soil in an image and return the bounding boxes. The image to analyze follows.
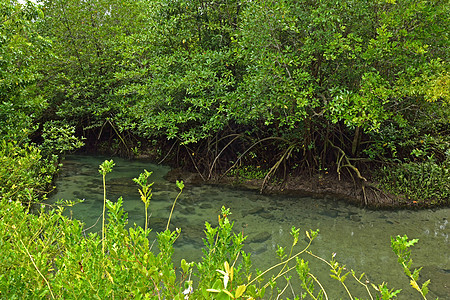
[106,143,437,209]
[164,168,414,209]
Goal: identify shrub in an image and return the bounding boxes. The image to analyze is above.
[0,140,57,203]
[376,155,450,205]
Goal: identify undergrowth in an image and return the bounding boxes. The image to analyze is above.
[376,154,450,206]
[0,157,437,299]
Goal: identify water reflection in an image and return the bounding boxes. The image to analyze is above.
[49,155,450,299]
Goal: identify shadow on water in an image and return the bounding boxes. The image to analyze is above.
[49,155,450,299]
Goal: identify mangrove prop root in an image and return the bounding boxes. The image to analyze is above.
[328,140,367,182]
[260,144,295,193]
[220,136,289,181]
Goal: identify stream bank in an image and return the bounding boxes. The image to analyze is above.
[89,136,449,210]
[165,168,421,209]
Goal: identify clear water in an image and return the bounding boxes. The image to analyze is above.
[49,155,450,299]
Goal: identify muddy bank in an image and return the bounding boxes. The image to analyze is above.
[165,168,418,209]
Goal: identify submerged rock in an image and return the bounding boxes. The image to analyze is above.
[165,168,204,185]
[242,207,265,217]
[199,203,213,209]
[259,212,275,220]
[319,209,339,218]
[148,217,170,232]
[348,214,362,222]
[180,206,196,215]
[107,177,138,196]
[419,265,450,299]
[177,224,205,248]
[245,244,268,256]
[248,231,271,243]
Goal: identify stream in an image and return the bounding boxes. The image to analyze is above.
[49,155,449,299]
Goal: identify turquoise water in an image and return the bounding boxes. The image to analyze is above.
[49,155,449,299]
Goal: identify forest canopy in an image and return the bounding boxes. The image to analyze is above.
[2,0,449,206]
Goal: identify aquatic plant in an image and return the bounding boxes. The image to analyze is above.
[391,235,431,299]
[133,169,153,233]
[167,180,184,231]
[99,159,115,254]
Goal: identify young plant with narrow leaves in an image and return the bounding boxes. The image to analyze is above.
[99,159,115,254]
[133,170,153,233]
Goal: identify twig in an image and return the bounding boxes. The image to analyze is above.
[166,188,183,231]
[308,273,329,300]
[208,134,243,180]
[82,213,102,234]
[307,251,353,300]
[183,144,206,181]
[158,141,177,164]
[19,238,55,299]
[276,280,290,300]
[351,273,374,300]
[247,239,313,287]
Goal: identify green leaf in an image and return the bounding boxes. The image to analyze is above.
[176,180,184,190]
[235,285,246,298]
[421,279,430,296]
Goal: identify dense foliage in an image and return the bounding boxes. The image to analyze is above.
[0,0,49,140]
[24,0,449,205]
[0,1,446,297]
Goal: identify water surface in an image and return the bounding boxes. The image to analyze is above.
[49,155,449,299]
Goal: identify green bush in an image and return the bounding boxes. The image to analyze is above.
[376,155,450,205]
[40,121,85,157]
[0,140,57,203]
[229,165,268,181]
